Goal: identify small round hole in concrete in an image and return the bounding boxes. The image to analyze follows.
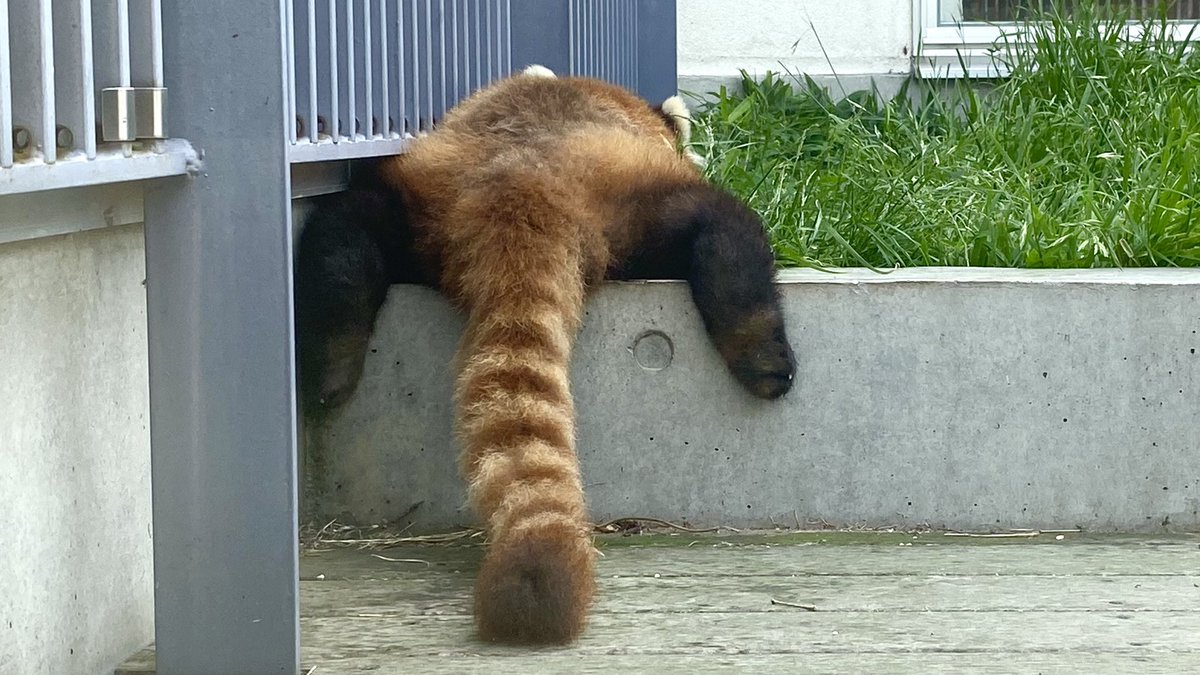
[631,330,673,371]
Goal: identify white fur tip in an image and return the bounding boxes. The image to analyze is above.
[522,65,556,79]
[659,95,690,120]
[659,94,695,151]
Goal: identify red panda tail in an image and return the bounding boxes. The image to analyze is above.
[450,176,596,644]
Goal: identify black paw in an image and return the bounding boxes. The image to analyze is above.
[299,332,371,413]
[728,338,796,400]
[717,313,797,400]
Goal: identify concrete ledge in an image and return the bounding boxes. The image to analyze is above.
[679,73,912,103]
[305,268,1200,532]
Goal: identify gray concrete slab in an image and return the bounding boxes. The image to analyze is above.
[0,223,153,675]
[306,268,1200,532]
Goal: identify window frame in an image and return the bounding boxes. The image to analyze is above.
[914,0,1200,78]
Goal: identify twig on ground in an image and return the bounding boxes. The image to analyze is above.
[320,528,485,548]
[370,554,432,565]
[1004,528,1082,534]
[944,531,1042,538]
[770,597,818,611]
[312,518,338,542]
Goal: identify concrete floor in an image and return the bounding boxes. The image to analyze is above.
[121,530,1200,673]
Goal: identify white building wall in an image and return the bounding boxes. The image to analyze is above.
[677,0,914,95]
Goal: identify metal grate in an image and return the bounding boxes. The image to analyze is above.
[570,0,638,91]
[288,0,516,162]
[0,0,190,196]
[287,0,674,164]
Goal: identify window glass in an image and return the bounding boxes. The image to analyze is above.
[940,0,1200,24]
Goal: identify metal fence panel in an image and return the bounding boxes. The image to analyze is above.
[288,0,676,163]
[0,0,185,194]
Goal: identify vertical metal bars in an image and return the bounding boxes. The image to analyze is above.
[473,0,482,90]
[150,0,162,86]
[327,0,339,141]
[423,0,433,129]
[437,0,446,123]
[503,0,511,73]
[485,0,493,81]
[0,0,168,175]
[283,0,674,160]
[450,0,458,102]
[117,0,130,85]
[344,0,355,139]
[0,0,676,171]
[0,0,10,168]
[410,0,421,133]
[0,0,9,168]
[285,0,296,143]
[460,0,471,99]
[398,0,412,135]
[362,0,373,136]
[80,0,96,158]
[378,0,390,136]
[9,1,47,164]
[306,0,318,141]
[52,0,84,159]
[561,0,648,92]
[37,0,54,164]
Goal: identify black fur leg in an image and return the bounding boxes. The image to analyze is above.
[295,189,399,412]
[680,186,797,400]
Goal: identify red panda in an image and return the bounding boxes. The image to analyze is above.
[296,66,796,644]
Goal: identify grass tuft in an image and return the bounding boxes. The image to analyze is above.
[693,1,1200,268]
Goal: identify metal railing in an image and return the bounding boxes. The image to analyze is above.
[287,0,670,163]
[570,0,638,86]
[0,0,192,196]
[0,1,674,191]
[288,0,518,161]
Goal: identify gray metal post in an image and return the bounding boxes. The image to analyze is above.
[637,0,677,102]
[509,0,571,75]
[141,1,300,673]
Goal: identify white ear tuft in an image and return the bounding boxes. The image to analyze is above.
[659,95,691,121]
[521,64,556,79]
[659,94,693,147]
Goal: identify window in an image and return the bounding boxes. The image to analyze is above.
[916,0,1200,77]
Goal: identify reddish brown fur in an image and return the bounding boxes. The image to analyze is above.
[296,68,795,644]
[375,73,702,644]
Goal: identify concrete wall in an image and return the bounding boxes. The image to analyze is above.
[0,219,153,674]
[308,269,1200,533]
[677,0,914,96]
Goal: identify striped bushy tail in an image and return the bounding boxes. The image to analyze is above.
[451,187,596,644]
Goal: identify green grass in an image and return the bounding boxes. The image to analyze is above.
[692,1,1200,269]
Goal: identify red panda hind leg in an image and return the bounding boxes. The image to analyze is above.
[295,189,399,412]
[448,176,597,644]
